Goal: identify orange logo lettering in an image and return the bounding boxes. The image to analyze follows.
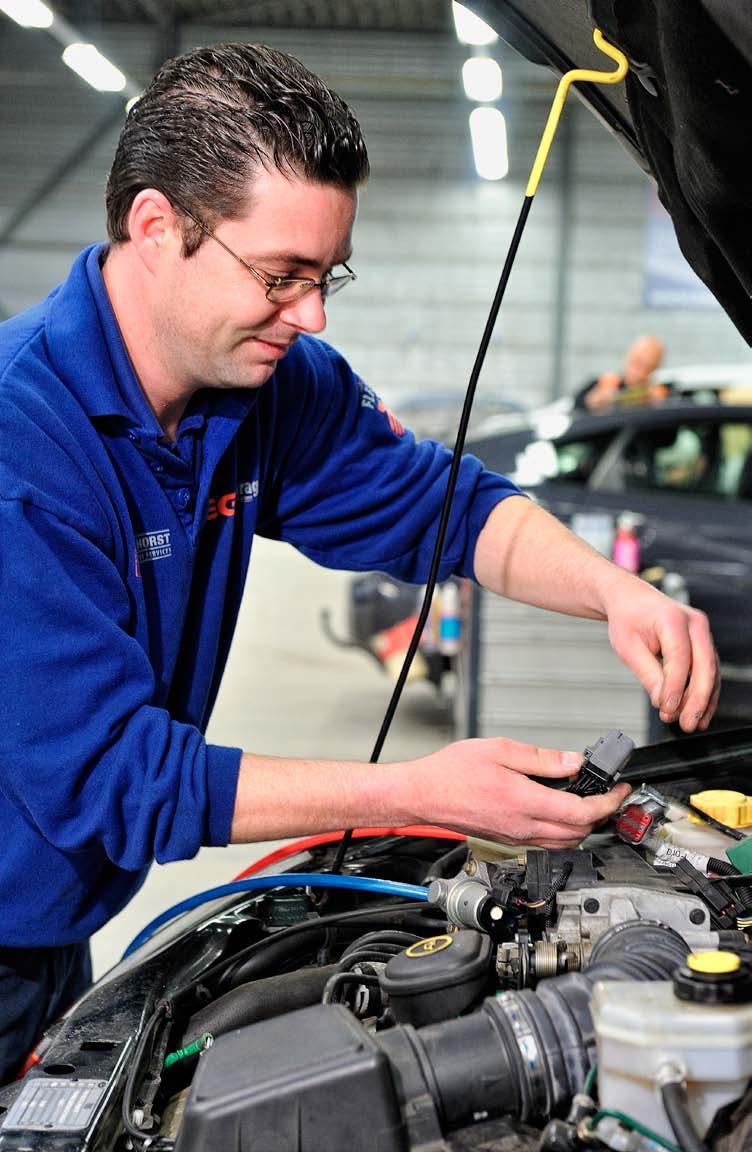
[218,492,236,517]
[207,491,237,523]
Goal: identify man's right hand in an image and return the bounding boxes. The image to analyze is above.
[230,737,630,849]
[405,736,631,849]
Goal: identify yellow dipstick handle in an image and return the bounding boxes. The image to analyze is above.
[526,28,628,198]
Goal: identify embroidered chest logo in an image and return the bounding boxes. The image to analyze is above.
[135,529,172,564]
[207,480,259,522]
[358,380,405,437]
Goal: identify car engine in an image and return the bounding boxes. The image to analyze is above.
[3,732,752,1152]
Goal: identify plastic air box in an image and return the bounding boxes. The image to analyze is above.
[174,1003,403,1152]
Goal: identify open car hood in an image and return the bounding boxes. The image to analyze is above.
[467,0,752,345]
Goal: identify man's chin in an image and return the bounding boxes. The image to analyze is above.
[216,360,277,391]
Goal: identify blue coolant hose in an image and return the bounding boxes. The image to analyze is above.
[122,872,429,959]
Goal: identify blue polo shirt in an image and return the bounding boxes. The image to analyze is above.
[0,244,521,946]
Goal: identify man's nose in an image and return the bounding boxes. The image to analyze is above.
[280,288,327,334]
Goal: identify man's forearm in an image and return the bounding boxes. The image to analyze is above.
[230,752,416,842]
[473,495,634,619]
[229,738,631,849]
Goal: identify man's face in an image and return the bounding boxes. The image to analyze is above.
[156,167,357,392]
[624,337,663,388]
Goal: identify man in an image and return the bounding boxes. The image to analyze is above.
[576,334,668,412]
[0,44,718,1082]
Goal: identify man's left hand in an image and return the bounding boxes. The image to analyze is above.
[602,576,720,731]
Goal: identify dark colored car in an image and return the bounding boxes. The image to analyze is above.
[337,370,752,726]
[467,370,752,723]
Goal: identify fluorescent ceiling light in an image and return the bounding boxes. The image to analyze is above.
[62,42,126,92]
[469,106,509,181]
[452,2,498,47]
[462,57,502,102]
[0,0,53,27]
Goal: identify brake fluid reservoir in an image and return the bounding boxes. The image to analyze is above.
[653,816,738,859]
[654,793,746,859]
[592,952,752,1142]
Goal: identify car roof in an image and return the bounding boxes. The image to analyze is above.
[561,400,752,442]
[467,369,752,445]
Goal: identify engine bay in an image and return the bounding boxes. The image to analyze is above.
[3,728,752,1152]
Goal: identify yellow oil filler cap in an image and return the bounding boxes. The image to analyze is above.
[687,951,742,976]
[690,789,752,828]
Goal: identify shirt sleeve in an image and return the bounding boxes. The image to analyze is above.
[0,496,241,870]
[256,338,524,582]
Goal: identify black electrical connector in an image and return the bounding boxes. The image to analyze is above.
[674,858,739,930]
[566,730,635,797]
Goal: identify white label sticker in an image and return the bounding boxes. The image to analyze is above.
[1,1077,106,1132]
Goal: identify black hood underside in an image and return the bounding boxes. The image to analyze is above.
[469,0,752,345]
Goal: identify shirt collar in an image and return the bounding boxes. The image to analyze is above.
[46,243,153,425]
[45,243,259,434]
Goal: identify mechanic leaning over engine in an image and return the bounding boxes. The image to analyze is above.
[0,42,720,1084]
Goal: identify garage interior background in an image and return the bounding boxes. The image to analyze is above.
[1,0,750,977]
[2,2,750,393]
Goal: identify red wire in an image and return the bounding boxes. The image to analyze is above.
[233,826,466,880]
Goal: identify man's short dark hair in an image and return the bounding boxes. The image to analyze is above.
[105,42,369,253]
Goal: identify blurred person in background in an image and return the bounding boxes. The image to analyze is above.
[576,334,668,412]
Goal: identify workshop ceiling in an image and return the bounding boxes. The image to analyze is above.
[54,0,452,32]
[0,0,561,322]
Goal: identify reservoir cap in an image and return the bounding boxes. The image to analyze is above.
[675,950,752,1004]
[690,790,752,828]
[687,950,741,976]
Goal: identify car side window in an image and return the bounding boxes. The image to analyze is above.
[549,433,616,486]
[622,421,752,499]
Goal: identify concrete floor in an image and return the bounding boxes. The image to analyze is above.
[90,538,454,977]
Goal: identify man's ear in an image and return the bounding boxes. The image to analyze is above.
[126,189,180,272]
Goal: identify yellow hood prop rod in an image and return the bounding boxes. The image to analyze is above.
[330,29,629,875]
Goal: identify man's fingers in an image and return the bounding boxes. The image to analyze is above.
[516,783,631,847]
[652,626,691,719]
[657,609,715,722]
[522,821,593,845]
[695,663,722,731]
[495,739,583,779]
[679,668,720,732]
[613,628,664,705]
[614,602,717,728]
[675,627,720,731]
[517,776,630,828]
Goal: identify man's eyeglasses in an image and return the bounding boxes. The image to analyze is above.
[171,200,356,305]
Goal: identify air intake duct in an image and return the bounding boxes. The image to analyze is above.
[378,921,688,1132]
